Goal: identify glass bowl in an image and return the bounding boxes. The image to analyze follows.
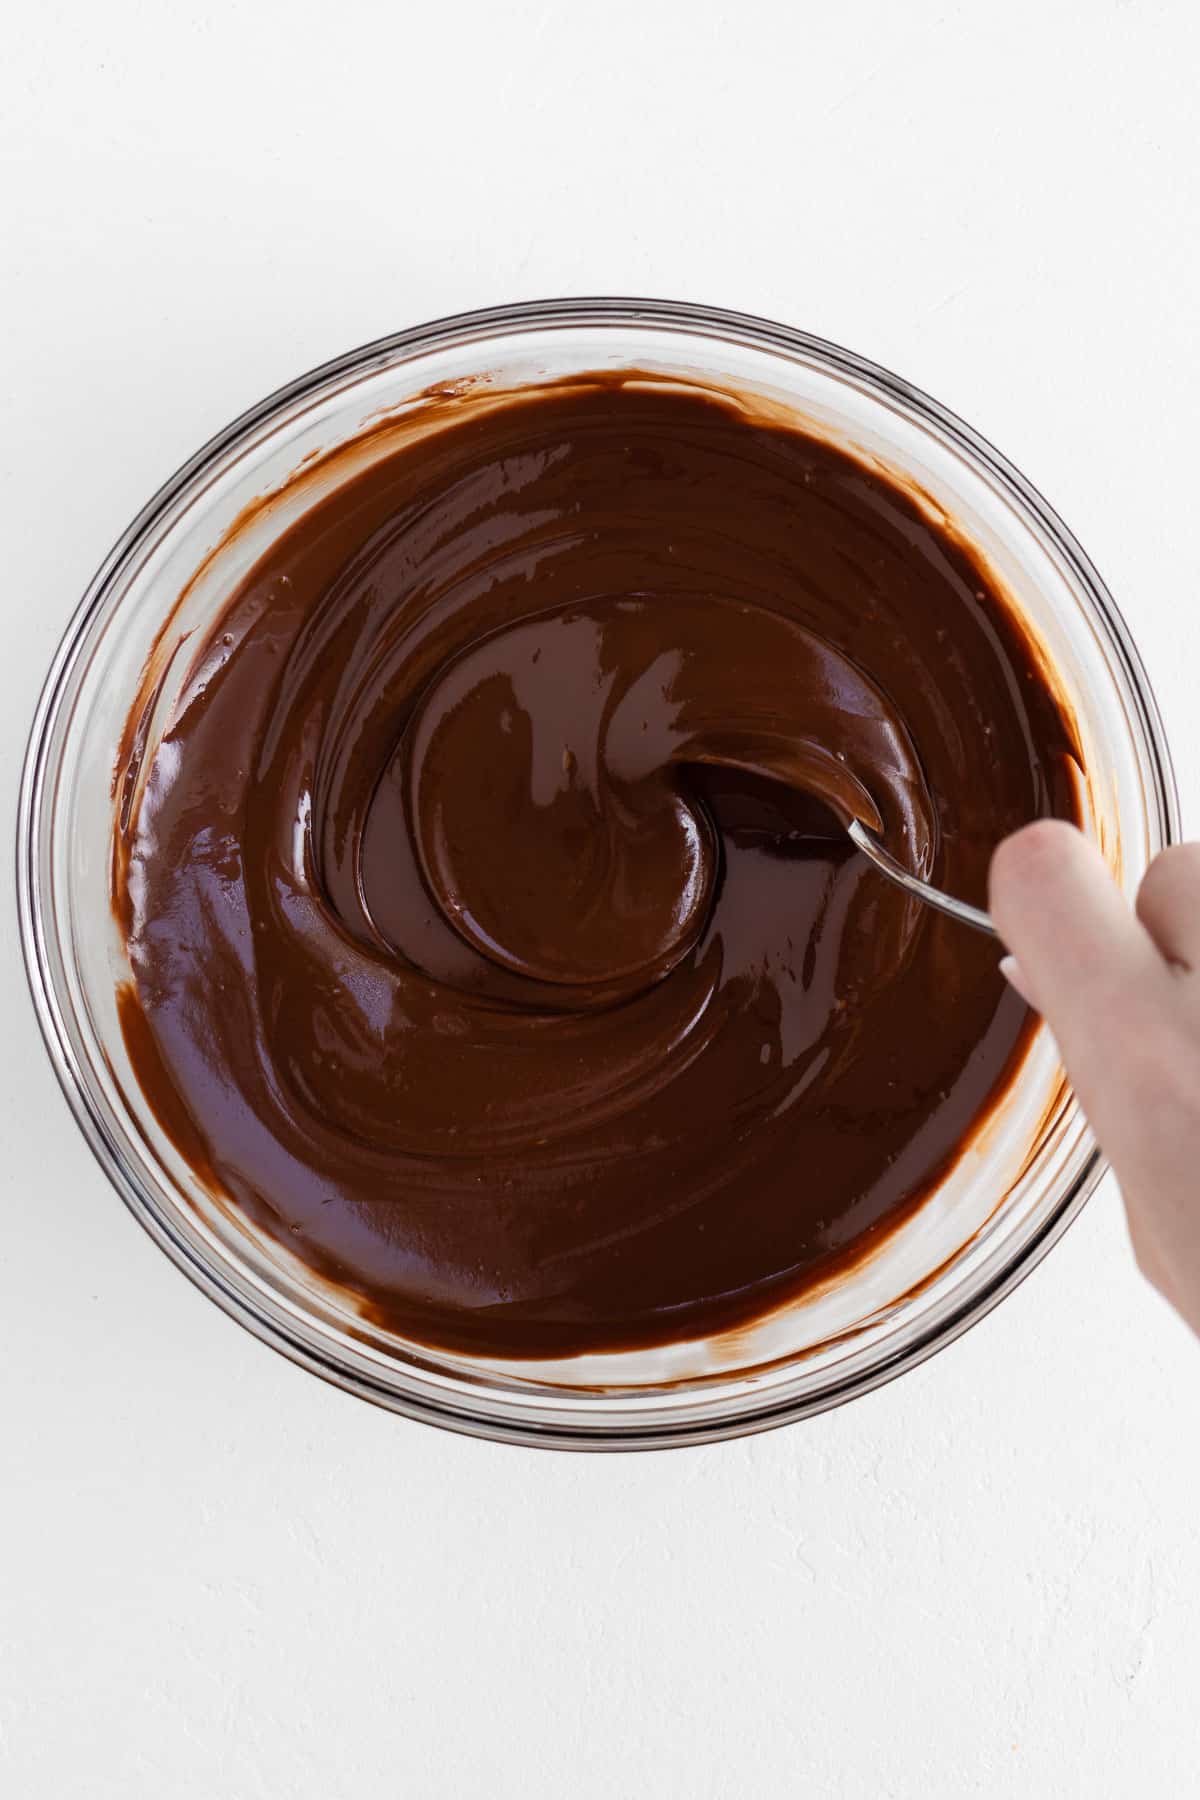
[18,298,1178,1450]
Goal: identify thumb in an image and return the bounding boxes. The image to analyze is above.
[988,820,1170,1123]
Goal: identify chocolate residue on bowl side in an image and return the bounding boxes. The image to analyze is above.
[113,374,1081,1358]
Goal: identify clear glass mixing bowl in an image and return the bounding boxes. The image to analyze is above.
[18,299,1178,1449]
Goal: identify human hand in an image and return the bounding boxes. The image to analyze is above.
[990,821,1200,1335]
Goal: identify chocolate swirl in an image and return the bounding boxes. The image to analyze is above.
[116,376,1079,1358]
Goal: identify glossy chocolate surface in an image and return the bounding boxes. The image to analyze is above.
[115,375,1079,1357]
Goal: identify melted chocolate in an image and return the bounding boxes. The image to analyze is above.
[115,375,1080,1358]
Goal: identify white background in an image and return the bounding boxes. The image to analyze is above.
[4,3,1200,1794]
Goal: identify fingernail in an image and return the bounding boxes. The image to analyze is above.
[999,955,1035,1007]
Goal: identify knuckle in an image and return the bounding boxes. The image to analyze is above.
[1138,843,1200,913]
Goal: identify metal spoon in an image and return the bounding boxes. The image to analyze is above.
[847,819,998,939]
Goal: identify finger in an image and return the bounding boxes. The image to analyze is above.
[988,821,1171,1116]
[1135,843,1200,971]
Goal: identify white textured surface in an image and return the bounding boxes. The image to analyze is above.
[4,3,1200,1794]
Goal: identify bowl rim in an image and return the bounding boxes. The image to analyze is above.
[16,295,1181,1450]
